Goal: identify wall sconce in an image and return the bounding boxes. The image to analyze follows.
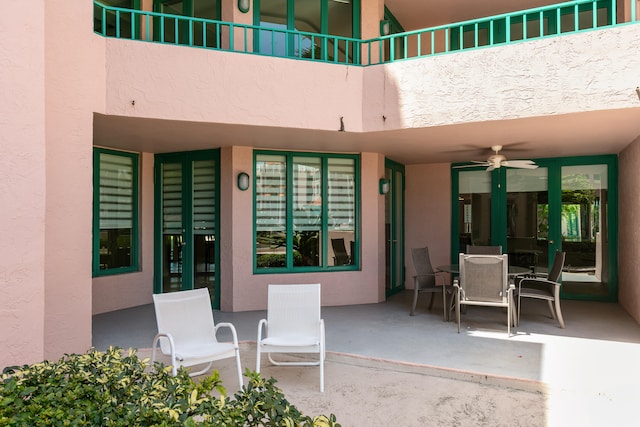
[379,178,390,195]
[636,86,640,101]
[380,20,391,36]
[238,0,250,13]
[237,172,250,191]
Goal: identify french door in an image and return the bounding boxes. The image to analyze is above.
[154,150,220,308]
[452,155,617,301]
[385,159,405,296]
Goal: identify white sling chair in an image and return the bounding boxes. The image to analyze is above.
[256,284,325,392]
[151,288,243,388]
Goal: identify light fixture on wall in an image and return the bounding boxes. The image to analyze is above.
[379,178,390,195]
[636,86,640,101]
[238,0,250,13]
[380,20,391,36]
[237,172,250,191]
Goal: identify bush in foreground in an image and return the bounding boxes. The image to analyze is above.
[0,347,339,427]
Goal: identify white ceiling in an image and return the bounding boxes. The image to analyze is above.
[94,106,640,165]
[384,0,562,31]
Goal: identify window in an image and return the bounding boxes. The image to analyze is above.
[256,0,360,62]
[255,152,358,271]
[93,149,139,276]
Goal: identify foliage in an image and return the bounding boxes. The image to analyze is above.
[0,347,340,427]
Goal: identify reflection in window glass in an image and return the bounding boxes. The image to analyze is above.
[458,170,492,248]
[255,152,358,270]
[256,155,287,268]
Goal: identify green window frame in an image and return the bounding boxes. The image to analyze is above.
[253,0,361,62]
[93,148,139,276]
[254,151,360,272]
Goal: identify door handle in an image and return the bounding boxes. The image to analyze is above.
[548,240,554,245]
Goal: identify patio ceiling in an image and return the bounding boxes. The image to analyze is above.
[384,0,566,32]
[94,106,640,165]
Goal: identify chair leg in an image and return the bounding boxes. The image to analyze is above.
[428,292,435,310]
[410,287,419,316]
[554,298,566,329]
[456,292,461,333]
[441,287,448,322]
[546,300,558,320]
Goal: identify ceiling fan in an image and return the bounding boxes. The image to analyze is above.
[455,145,538,171]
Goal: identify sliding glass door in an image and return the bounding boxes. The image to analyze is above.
[452,155,617,301]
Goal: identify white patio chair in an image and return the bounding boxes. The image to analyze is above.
[151,288,243,388]
[256,284,325,392]
[454,254,514,336]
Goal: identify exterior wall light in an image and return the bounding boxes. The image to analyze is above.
[380,20,391,36]
[379,178,390,195]
[238,0,250,13]
[237,172,250,191]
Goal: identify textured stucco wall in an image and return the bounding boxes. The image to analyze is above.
[405,164,452,289]
[618,136,640,324]
[363,24,640,132]
[104,40,365,133]
[92,153,155,314]
[43,0,105,359]
[0,0,46,368]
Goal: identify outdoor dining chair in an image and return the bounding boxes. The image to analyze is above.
[454,253,514,335]
[466,245,503,255]
[517,251,567,328]
[151,288,243,388]
[256,283,326,392]
[410,246,448,320]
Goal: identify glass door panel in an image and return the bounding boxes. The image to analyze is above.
[384,160,404,296]
[560,164,609,297]
[506,168,549,272]
[193,159,216,300]
[161,162,184,293]
[156,151,219,307]
[457,170,492,251]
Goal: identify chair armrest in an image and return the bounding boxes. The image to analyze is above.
[151,332,178,375]
[215,322,240,345]
[257,318,267,342]
[414,272,447,286]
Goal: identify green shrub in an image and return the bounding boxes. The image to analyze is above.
[0,347,340,427]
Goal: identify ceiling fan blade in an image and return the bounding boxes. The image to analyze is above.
[452,162,490,169]
[486,165,495,171]
[502,160,538,169]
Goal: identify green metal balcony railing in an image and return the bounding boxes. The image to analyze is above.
[94,0,639,66]
[366,0,638,64]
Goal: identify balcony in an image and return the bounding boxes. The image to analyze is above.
[95,0,640,66]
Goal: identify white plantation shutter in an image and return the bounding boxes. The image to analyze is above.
[328,158,355,230]
[99,153,133,229]
[162,163,182,234]
[256,155,286,232]
[193,159,216,234]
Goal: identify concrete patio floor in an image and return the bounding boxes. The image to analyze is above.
[93,290,640,424]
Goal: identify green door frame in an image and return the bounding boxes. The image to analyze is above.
[154,149,221,308]
[385,158,405,297]
[451,154,618,302]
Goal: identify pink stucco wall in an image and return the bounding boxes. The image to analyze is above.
[42,0,104,359]
[0,0,47,368]
[618,136,640,323]
[219,148,386,312]
[92,153,155,314]
[405,164,452,288]
[104,40,365,133]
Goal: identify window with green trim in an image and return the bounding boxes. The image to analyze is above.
[255,0,360,62]
[254,152,358,271]
[93,149,139,276]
